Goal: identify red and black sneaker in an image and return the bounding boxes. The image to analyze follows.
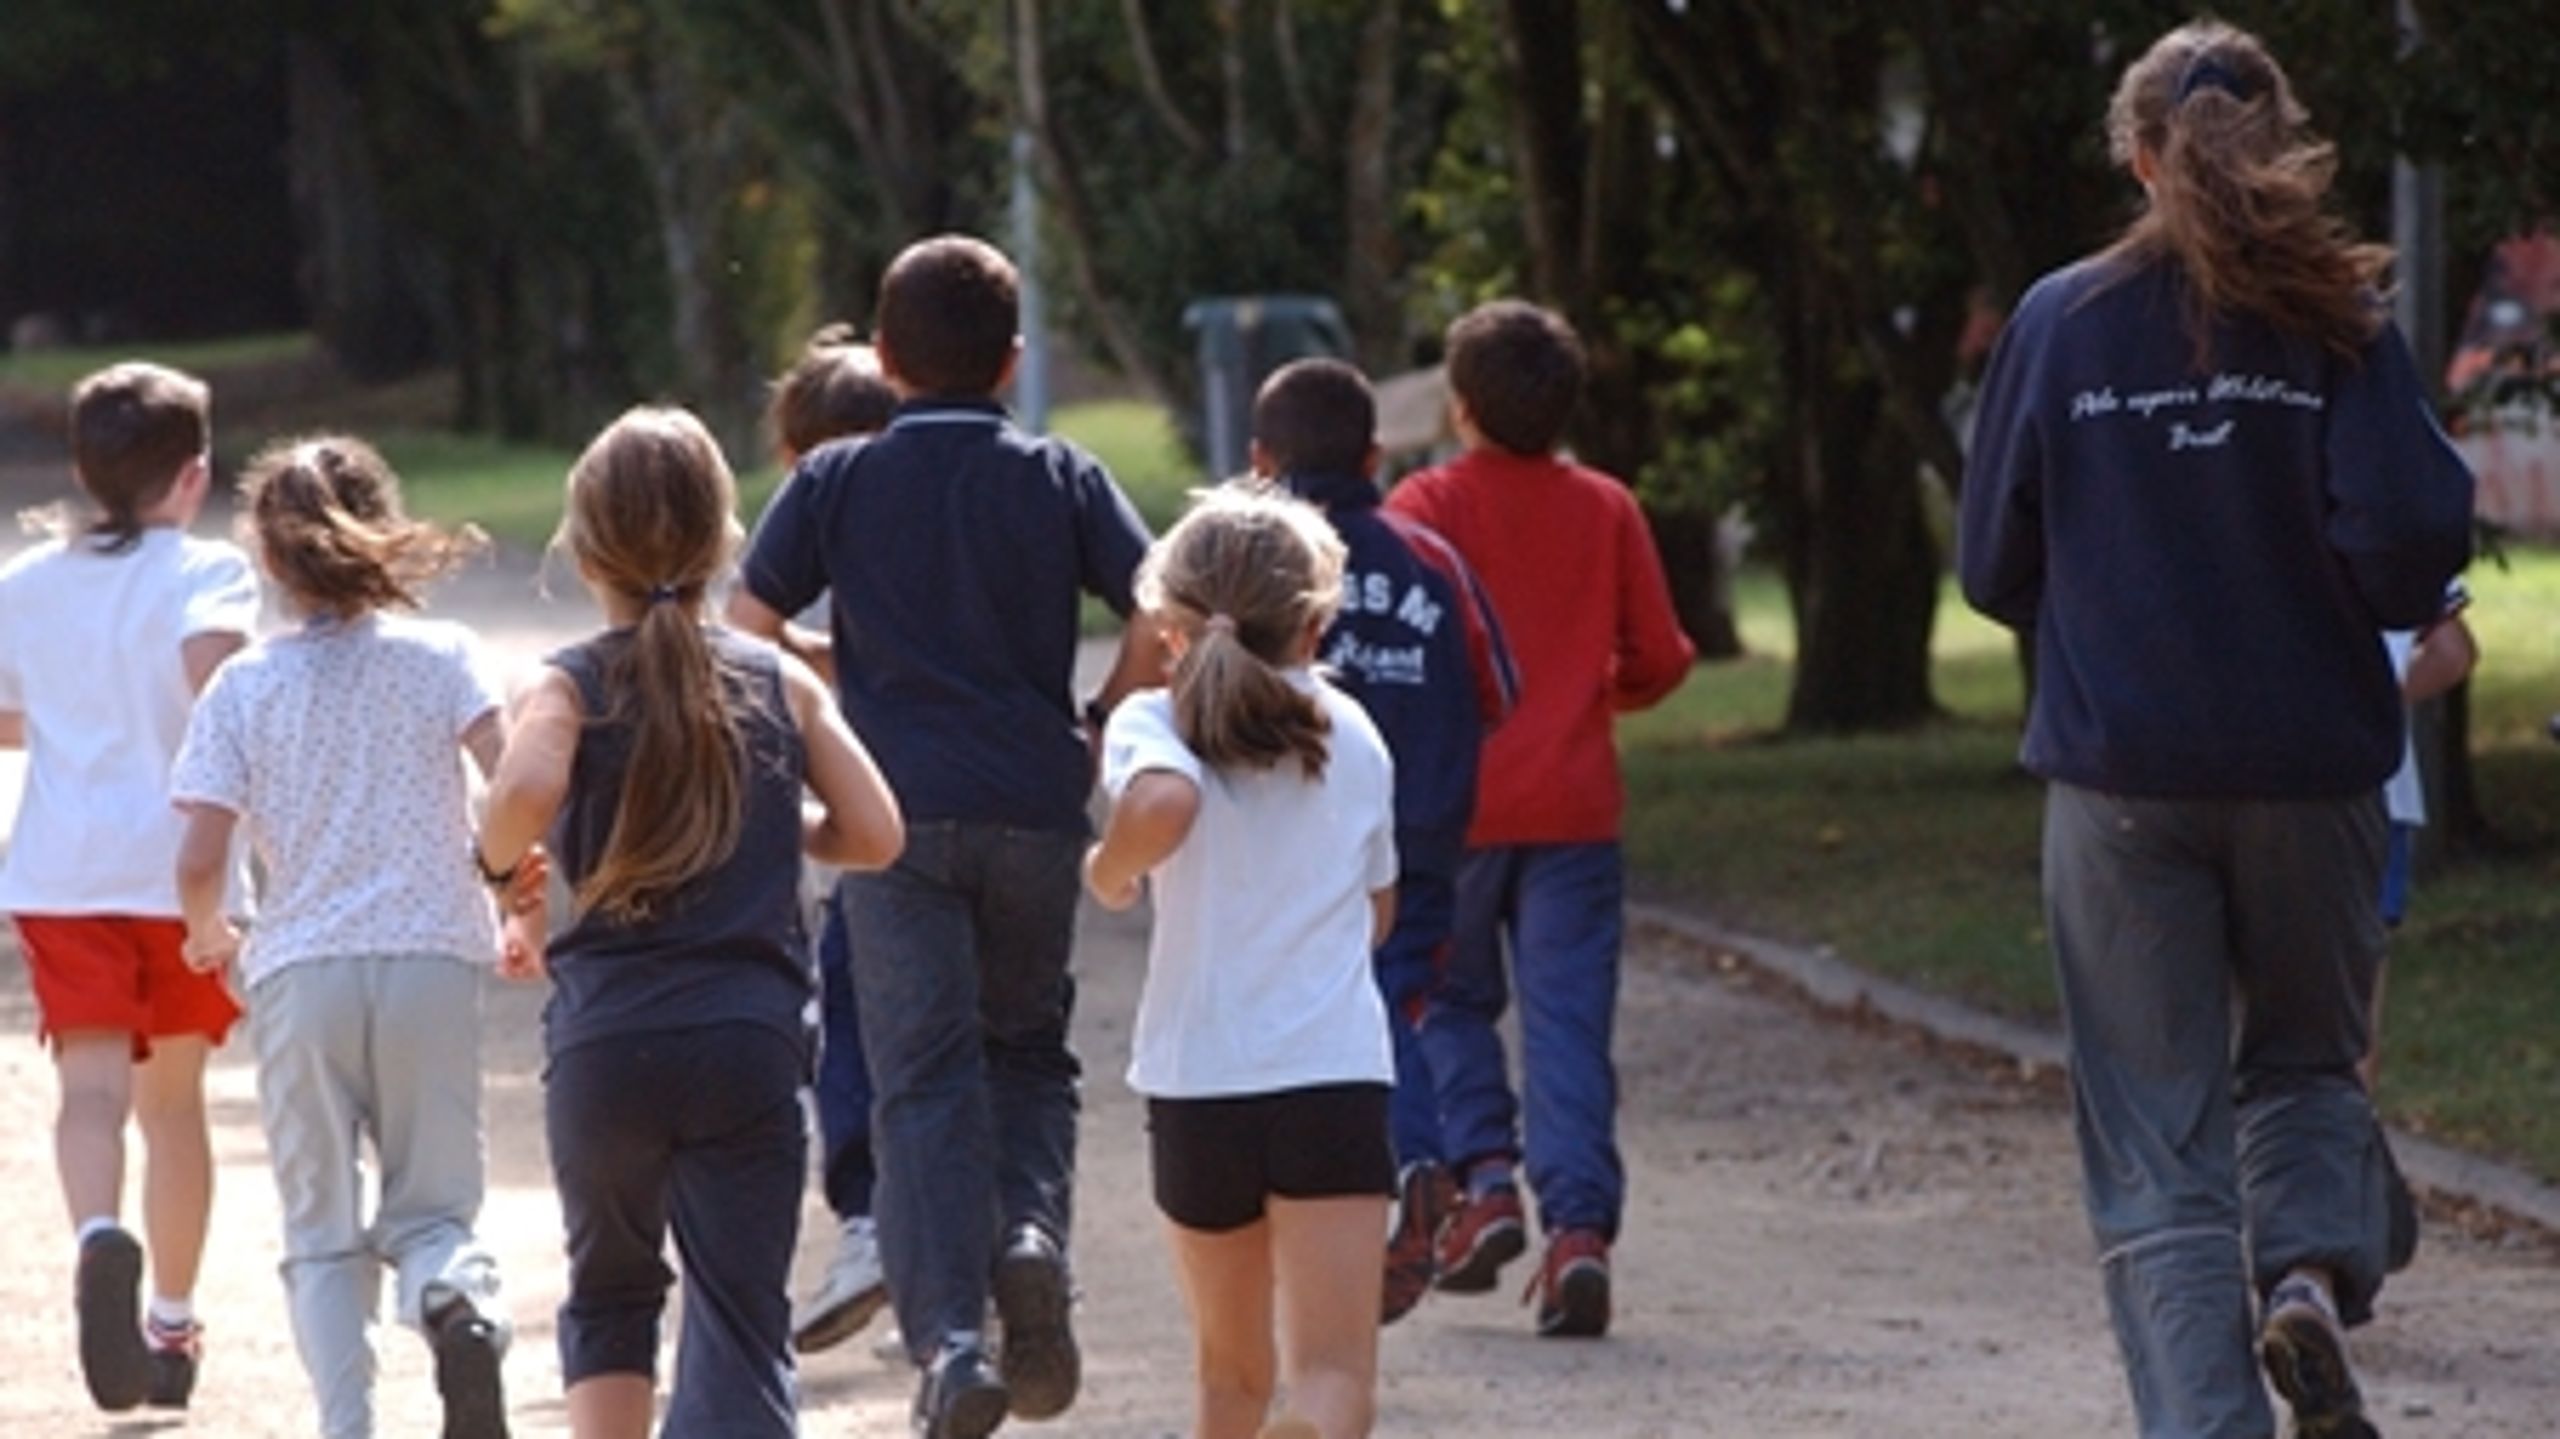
[1433,1184,1527,1294]
[1381,1161,1457,1325]
[143,1312,201,1410]
[1526,1228,1611,1339]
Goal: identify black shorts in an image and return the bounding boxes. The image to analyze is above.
[1146,1081,1395,1232]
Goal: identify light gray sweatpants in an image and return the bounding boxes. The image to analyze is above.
[249,955,506,1439]
[2043,783,2395,1439]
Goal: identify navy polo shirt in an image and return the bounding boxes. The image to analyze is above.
[741,397,1152,832]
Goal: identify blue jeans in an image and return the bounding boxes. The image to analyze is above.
[1422,842,1626,1238]
[2044,784,2393,1439]
[844,821,1082,1363]
[813,884,876,1218]
[1374,867,1455,1170]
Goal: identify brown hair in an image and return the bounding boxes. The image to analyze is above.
[2099,20,2389,365]
[875,235,1019,397]
[559,406,750,921]
[68,362,210,552]
[1444,300,1586,456]
[1137,484,1345,778]
[1253,358,1377,476]
[768,323,898,460]
[242,436,483,617]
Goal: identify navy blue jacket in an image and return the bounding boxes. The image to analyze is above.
[1280,468,1517,878]
[1959,258,2474,799]
[742,398,1152,832]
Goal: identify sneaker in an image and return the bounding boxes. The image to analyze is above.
[1382,1161,1456,1325]
[1527,1228,1611,1339]
[2258,1274,2377,1439]
[429,1302,510,1439]
[992,1224,1080,1420]
[143,1312,201,1409]
[1434,1185,1526,1294]
[913,1342,1008,1439]
[74,1227,150,1411]
[795,1216,890,1354]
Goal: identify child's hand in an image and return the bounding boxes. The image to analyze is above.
[494,845,551,981]
[1083,843,1142,911]
[182,917,241,973]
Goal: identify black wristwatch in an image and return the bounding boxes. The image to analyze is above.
[1082,697,1112,731]
[472,844,521,888]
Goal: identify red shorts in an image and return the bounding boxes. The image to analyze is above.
[14,914,242,1058]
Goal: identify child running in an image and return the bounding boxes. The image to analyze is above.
[1086,486,1398,1439]
[475,406,904,1439]
[169,435,521,1439]
[0,361,259,1412]
[761,325,904,1355]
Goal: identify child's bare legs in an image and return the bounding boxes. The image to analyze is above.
[132,1034,215,1304]
[1166,1218,1279,1439]
[54,1032,135,1226]
[566,1373,653,1438]
[1269,1196,1385,1439]
[1166,1196,1388,1439]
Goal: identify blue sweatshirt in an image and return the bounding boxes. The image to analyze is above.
[1279,468,1517,878]
[1959,257,2474,799]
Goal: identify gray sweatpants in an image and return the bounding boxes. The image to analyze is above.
[250,955,505,1439]
[2043,783,2395,1439]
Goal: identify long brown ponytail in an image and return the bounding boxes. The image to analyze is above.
[559,406,749,921]
[1138,484,1346,778]
[242,435,483,616]
[2099,20,2390,366]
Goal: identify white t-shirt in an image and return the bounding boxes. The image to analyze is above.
[0,529,260,915]
[2381,630,2424,827]
[1103,672,1398,1099]
[170,612,501,986]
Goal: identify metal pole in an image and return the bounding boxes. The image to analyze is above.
[1011,126,1051,434]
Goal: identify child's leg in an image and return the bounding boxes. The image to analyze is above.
[1510,843,1627,1239]
[662,1029,804,1439]
[1164,1218,1279,1439]
[1374,869,1457,1172]
[1268,1196,1389,1439]
[547,1042,678,1439]
[53,1032,135,1227]
[131,1033,216,1305]
[369,958,500,1327]
[1418,849,1523,1181]
[251,964,384,1436]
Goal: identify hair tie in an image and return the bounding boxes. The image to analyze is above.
[2174,54,2257,106]
[647,583,681,605]
[1202,613,1238,636]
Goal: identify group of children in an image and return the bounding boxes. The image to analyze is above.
[2,232,1690,1439]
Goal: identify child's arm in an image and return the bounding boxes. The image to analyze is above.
[0,712,19,748]
[2406,614,2478,705]
[1610,497,1696,712]
[479,668,581,977]
[174,802,241,971]
[780,653,904,869]
[181,631,246,695]
[1084,770,1199,910]
[1370,886,1397,950]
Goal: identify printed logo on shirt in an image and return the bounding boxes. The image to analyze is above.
[1324,632,1428,688]
[2066,372,2326,452]
[1338,570,1444,635]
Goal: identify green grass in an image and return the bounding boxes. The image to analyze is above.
[1623,554,2560,1181]
[0,332,315,393]
[386,398,1202,555]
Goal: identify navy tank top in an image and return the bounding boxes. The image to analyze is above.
[540,626,811,1061]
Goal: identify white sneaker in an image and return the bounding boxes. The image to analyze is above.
[792,1216,889,1354]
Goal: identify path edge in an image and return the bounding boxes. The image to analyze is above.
[1629,901,2560,1239]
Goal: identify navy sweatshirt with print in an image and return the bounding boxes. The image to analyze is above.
[1958,257,2473,799]
[1279,468,1518,879]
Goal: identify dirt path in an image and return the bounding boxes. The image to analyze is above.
[0,528,2556,1435]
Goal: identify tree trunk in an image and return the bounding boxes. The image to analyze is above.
[284,35,433,381]
[1785,380,1941,730]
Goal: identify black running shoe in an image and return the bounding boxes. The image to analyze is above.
[992,1224,1079,1420]
[914,1342,1008,1439]
[75,1227,150,1412]
[430,1303,510,1439]
[2259,1276,2379,1439]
